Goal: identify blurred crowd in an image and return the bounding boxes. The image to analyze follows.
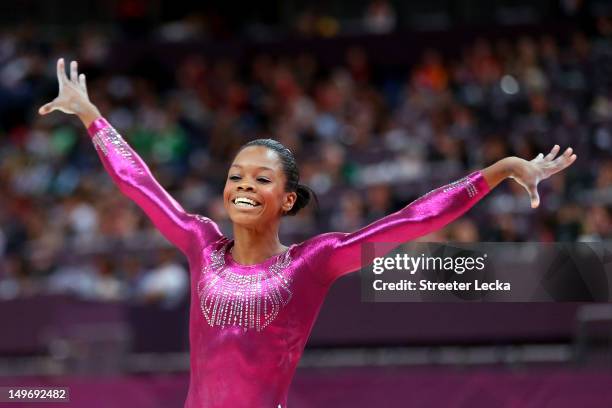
[0,17,611,304]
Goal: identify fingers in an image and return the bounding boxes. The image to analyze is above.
[56,58,68,85]
[38,100,56,115]
[562,147,573,158]
[539,145,577,168]
[538,146,577,180]
[528,185,540,209]
[544,144,560,161]
[56,58,83,85]
[79,73,88,95]
[526,145,576,208]
[557,152,577,171]
[70,60,78,83]
[553,147,576,168]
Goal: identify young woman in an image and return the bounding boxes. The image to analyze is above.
[39,58,576,408]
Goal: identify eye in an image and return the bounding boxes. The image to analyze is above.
[229,175,241,181]
[257,177,271,183]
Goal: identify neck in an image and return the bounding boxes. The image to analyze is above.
[231,223,287,265]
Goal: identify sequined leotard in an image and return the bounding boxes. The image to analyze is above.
[88,118,491,408]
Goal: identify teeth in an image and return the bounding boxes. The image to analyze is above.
[234,197,258,206]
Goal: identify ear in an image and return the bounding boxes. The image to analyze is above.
[282,191,297,213]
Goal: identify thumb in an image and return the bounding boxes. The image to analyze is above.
[38,101,56,115]
[528,185,540,209]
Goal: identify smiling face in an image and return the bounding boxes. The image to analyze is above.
[223,146,297,227]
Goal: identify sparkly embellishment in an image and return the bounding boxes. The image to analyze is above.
[92,133,108,156]
[197,242,294,332]
[443,176,478,198]
[194,214,212,224]
[92,126,144,175]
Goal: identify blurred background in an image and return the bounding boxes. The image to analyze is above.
[0,0,611,407]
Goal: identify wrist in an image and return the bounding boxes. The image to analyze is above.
[481,156,518,189]
[78,102,101,128]
[500,156,522,179]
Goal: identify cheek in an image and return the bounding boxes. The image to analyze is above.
[254,186,276,206]
[269,187,288,209]
[222,185,231,203]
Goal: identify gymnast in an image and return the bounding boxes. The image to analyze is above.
[38,58,576,408]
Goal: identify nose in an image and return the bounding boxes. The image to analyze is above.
[237,182,255,192]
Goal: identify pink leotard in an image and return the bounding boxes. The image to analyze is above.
[88,118,491,408]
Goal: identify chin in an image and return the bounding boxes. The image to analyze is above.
[228,210,264,226]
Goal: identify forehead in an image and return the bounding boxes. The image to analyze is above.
[231,146,282,171]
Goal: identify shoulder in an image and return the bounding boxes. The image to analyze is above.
[297,231,347,256]
[193,214,216,226]
[191,214,225,247]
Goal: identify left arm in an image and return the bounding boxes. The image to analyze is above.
[317,146,576,284]
[321,170,490,283]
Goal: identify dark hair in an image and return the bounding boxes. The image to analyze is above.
[238,139,318,216]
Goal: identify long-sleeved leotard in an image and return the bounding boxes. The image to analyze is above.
[88,117,491,408]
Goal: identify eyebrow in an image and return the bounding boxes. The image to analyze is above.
[230,164,275,171]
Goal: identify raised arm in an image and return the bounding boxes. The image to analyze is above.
[38,58,222,258]
[316,147,576,284]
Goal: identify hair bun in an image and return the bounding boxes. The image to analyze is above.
[287,184,318,216]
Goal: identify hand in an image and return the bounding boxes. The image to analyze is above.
[509,145,577,208]
[38,58,98,123]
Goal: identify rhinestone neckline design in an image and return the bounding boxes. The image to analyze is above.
[197,242,294,332]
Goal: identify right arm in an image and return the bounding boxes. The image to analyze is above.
[86,117,222,257]
[39,58,222,258]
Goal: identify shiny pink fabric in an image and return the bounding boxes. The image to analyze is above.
[88,117,491,408]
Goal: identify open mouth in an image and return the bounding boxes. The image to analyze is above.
[232,197,261,209]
